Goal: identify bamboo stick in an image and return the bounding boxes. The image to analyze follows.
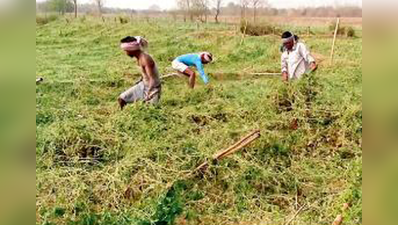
[213,130,260,159]
[161,73,181,79]
[330,17,340,65]
[285,204,307,225]
[195,130,261,172]
[250,72,281,76]
[214,130,261,159]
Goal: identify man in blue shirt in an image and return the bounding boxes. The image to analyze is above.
[172,52,213,89]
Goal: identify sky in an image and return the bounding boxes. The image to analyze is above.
[35,0,363,10]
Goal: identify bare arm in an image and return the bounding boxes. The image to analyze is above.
[143,60,158,101]
[281,53,289,82]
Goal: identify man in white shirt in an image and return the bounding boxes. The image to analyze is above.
[281,31,318,82]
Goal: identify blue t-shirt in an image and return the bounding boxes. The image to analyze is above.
[176,53,209,84]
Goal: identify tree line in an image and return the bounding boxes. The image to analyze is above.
[176,0,267,23]
[36,0,106,17]
[36,0,362,21]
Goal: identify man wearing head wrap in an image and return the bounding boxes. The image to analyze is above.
[281,31,318,82]
[118,36,161,110]
[172,52,213,89]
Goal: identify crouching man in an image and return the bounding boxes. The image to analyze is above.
[118,36,161,110]
[281,31,318,82]
[172,52,213,89]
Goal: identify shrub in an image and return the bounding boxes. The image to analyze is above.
[36,15,58,25]
[346,26,356,37]
[79,16,86,23]
[240,21,280,36]
[119,16,129,24]
[329,21,345,35]
[329,21,356,37]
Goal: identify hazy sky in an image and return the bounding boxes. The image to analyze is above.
[36,0,363,10]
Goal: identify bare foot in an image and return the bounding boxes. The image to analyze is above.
[118,97,127,110]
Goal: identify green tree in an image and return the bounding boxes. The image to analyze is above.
[49,0,74,15]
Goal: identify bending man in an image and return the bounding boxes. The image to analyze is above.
[118,36,161,110]
[281,31,318,82]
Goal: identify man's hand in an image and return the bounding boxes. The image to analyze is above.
[145,89,160,102]
[310,62,318,72]
[144,90,155,102]
[282,71,289,82]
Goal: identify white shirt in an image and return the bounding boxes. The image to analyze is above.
[281,42,315,80]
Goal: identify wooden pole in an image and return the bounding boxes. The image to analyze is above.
[216,131,260,160]
[250,72,281,76]
[161,73,181,79]
[161,72,281,81]
[213,130,260,159]
[330,17,340,65]
[73,0,77,18]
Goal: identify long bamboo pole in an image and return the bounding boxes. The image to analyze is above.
[330,17,341,65]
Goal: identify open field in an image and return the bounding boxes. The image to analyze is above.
[210,16,362,28]
[41,13,363,28]
[36,17,362,225]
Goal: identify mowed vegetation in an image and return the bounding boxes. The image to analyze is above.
[36,17,362,225]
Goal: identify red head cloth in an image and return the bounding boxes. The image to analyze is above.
[120,36,148,51]
[200,52,213,63]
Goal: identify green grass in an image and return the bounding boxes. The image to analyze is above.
[36,17,362,225]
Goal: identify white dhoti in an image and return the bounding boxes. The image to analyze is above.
[120,81,161,104]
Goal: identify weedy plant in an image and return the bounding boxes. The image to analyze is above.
[240,20,281,36]
[329,21,356,37]
[36,15,59,25]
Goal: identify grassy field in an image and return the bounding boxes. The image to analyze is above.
[36,17,362,225]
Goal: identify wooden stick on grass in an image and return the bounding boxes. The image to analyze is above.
[285,204,307,225]
[213,130,261,159]
[161,73,181,79]
[195,130,261,172]
[250,72,281,76]
[332,203,350,225]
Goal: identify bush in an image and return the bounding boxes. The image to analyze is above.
[36,15,58,25]
[346,26,356,37]
[329,21,356,37]
[118,16,129,24]
[240,21,280,36]
[79,16,86,23]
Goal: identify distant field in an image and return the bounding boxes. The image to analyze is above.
[36,17,362,225]
[50,13,363,28]
[211,16,362,27]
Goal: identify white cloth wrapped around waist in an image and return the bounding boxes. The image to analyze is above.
[120,81,161,104]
